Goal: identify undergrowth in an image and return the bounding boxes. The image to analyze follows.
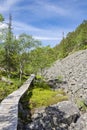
[0,77,25,102]
[29,88,68,109]
[76,99,87,112]
[22,79,68,113]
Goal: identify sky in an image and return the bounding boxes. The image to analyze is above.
[0,0,87,47]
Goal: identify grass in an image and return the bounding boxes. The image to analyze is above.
[21,80,68,113]
[17,79,68,123]
[29,87,68,109]
[76,99,87,112]
[57,75,63,83]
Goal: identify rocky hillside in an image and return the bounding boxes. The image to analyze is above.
[44,49,87,102]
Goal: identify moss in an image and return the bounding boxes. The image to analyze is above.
[29,88,68,110]
[34,80,50,89]
[76,99,87,112]
[20,79,68,116]
[57,75,63,83]
[36,74,42,80]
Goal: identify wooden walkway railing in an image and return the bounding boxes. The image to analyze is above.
[0,74,35,130]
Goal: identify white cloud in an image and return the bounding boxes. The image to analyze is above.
[11,0,85,22]
[12,20,74,46]
[11,0,69,18]
[13,21,62,35]
[0,22,8,29]
[13,21,42,32]
[33,36,61,41]
[41,2,68,16]
[0,0,21,12]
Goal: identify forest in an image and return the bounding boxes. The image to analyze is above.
[0,13,87,102]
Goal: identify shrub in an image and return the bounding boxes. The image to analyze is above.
[76,99,87,112]
[57,75,63,83]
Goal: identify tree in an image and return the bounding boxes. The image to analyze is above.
[3,14,14,78]
[1,14,19,78]
[0,14,5,41]
[17,33,41,81]
[27,46,55,75]
[0,14,41,80]
[0,14,5,67]
[0,14,4,22]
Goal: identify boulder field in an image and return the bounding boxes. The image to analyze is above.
[44,49,87,102]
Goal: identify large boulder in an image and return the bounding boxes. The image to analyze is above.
[0,76,13,84]
[70,113,87,130]
[25,101,80,130]
[84,97,87,106]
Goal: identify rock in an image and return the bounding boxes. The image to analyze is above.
[0,67,6,72]
[25,101,80,130]
[47,79,68,90]
[32,107,46,119]
[17,118,24,130]
[52,101,80,125]
[84,97,87,106]
[74,113,87,130]
[18,103,32,130]
[47,79,61,89]
[0,76,13,84]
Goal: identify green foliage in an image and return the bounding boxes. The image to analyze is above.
[18,33,41,53]
[34,80,50,89]
[10,71,19,78]
[54,20,87,59]
[16,33,41,79]
[0,14,42,80]
[0,14,4,22]
[57,75,63,82]
[1,14,19,78]
[0,78,22,102]
[27,46,56,74]
[29,88,68,110]
[21,79,68,112]
[36,74,43,80]
[76,99,87,112]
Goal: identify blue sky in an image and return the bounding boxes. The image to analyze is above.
[0,0,87,47]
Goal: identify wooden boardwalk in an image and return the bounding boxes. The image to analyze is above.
[0,74,35,130]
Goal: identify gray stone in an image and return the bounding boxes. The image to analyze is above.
[0,76,13,84]
[43,49,87,102]
[42,49,87,130]
[52,101,80,125]
[74,113,87,130]
[84,97,87,106]
[26,101,80,130]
